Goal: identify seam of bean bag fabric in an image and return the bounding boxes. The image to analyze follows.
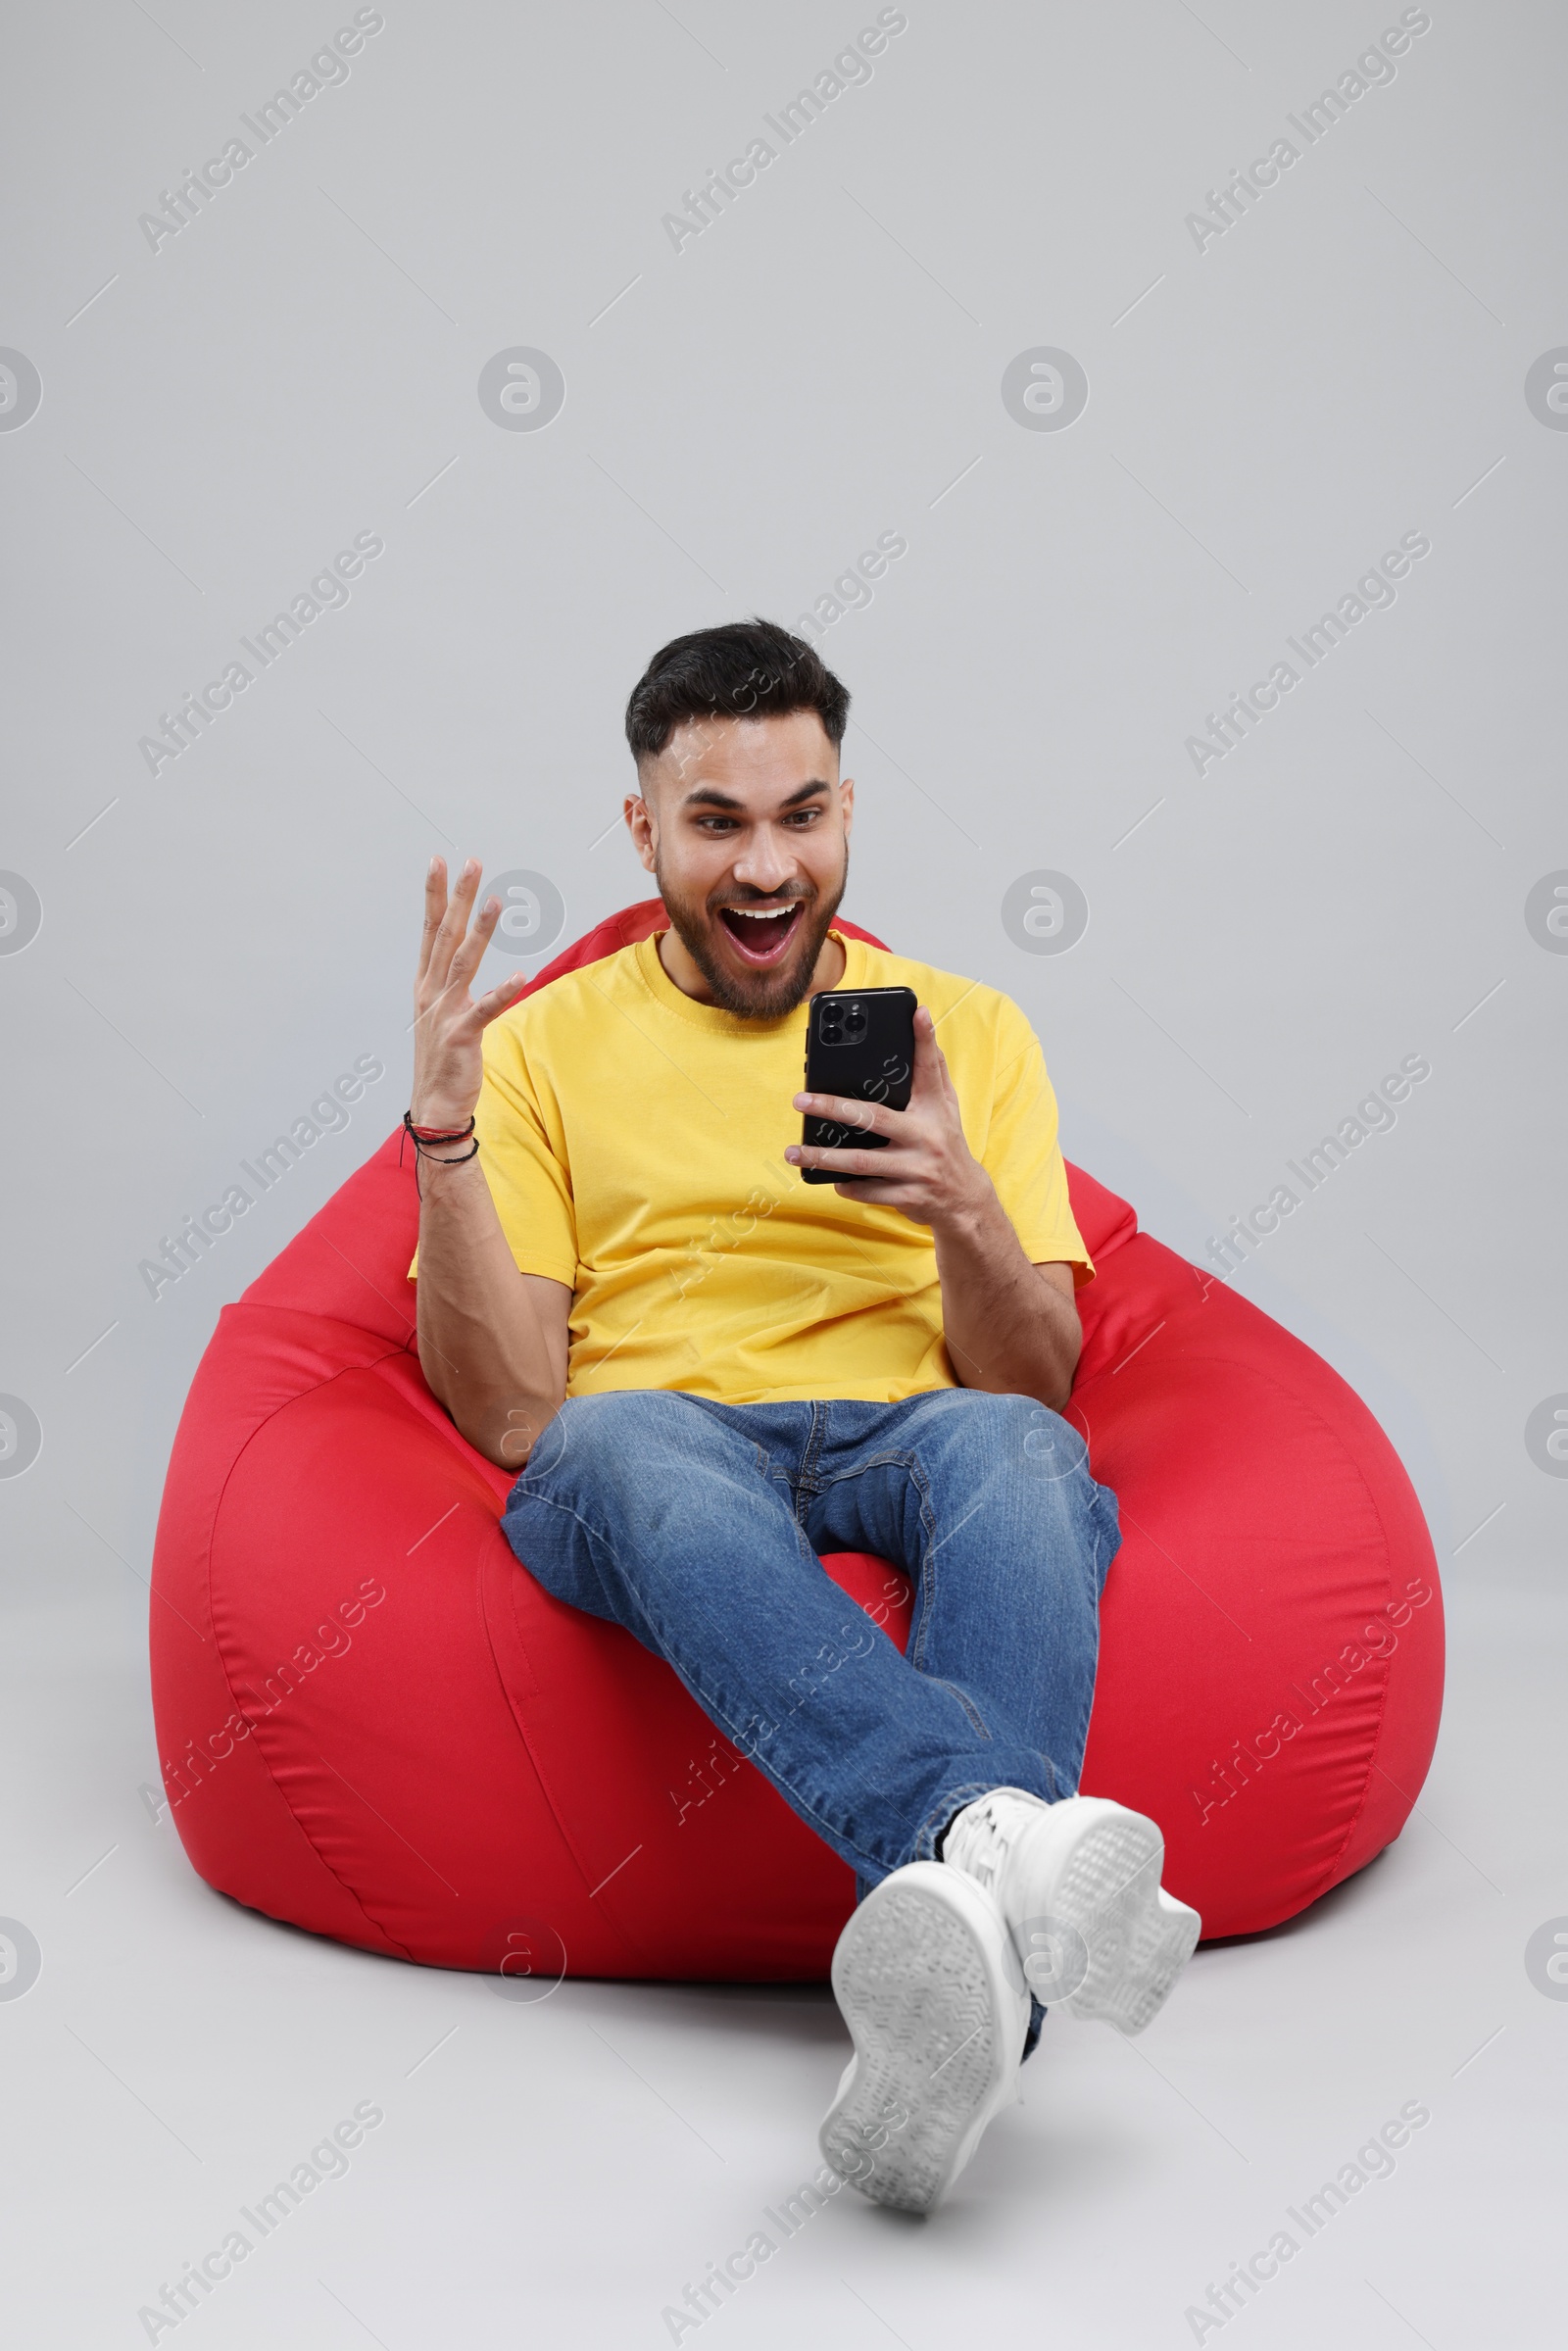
[1106,1343,1433,1909]
[201,1346,424,1962]
[472,1536,652,1974]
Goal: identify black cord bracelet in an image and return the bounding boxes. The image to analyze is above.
[403,1109,476,1146]
[413,1135,479,1163]
[400,1110,479,1194]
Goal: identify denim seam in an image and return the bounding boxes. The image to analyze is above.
[662,1666,894,1878]
[905,1447,941,1677]
[925,1675,994,1741]
[753,1439,797,1518]
[811,1446,926,1483]
[793,1402,829,1526]
[665,1674,895,1878]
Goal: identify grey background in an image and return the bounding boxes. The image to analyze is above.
[2,1,1563,2344]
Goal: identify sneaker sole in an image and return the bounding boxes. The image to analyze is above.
[820,1866,1019,2213]
[1053,1813,1200,2034]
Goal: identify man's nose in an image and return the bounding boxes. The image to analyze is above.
[730,826,797,893]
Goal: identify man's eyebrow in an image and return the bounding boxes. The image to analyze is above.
[678,778,834,811]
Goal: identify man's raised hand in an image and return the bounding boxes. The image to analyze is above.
[412,857,527,1130]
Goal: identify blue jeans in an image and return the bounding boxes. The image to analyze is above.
[501,1386,1120,1897]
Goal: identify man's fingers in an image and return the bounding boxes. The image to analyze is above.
[424,857,483,995]
[790,1141,906,1177]
[474,971,529,1027]
[910,1005,959,1110]
[793,1092,894,1139]
[911,1004,954,1095]
[910,1004,945,1087]
[833,1181,907,1205]
[434,855,481,947]
[416,856,449,986]
[445,857,484,938]
[422,870,466,994]
[448,894,503,986]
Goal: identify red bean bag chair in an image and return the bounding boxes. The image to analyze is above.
[149,901,1443,1980]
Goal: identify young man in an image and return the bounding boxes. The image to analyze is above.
[408,620,1199,2212]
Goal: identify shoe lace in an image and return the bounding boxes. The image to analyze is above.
[951,1797,1014,1894]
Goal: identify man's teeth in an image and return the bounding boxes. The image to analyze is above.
[727,905,795,919]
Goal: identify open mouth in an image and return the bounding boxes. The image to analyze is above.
[714,900,807,966]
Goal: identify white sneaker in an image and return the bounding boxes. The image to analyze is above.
[944,1788,1200,2036]
[819,1860,1030,2213]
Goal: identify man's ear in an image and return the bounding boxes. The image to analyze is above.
[839,775,855,837]
[624,788,658,874]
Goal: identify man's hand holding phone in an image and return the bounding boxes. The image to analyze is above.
[788,1004,994,1232]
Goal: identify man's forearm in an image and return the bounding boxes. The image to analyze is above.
[415,1156,566,1467]
[932,1181,1081,1409]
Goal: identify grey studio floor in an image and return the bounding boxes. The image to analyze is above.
[4,1571,1561,2349]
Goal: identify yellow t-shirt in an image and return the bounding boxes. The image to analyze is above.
[428,927,1091,1405]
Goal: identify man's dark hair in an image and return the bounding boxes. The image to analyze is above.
[624,618,850,765]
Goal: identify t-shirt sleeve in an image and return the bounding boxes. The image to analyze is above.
[407,1014,578,1287]
[983,999,1094,1285]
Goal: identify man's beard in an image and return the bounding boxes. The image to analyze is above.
[654,850,849,1018]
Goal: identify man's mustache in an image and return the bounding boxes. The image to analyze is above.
[709,889,812,909]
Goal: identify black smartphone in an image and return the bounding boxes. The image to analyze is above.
[800,986,918,1183]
